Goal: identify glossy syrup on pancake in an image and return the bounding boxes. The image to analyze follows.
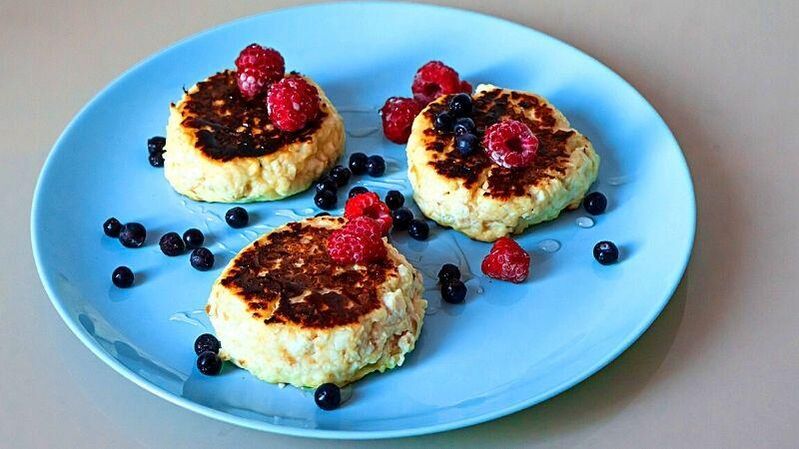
[177,70,329,161]
[422,88,576,199]
[219,219,398,329]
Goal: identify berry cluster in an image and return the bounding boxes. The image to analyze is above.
[437,263,467,304]
[433,93,480,156]
[312,152,386,210]
[379,61,471,144]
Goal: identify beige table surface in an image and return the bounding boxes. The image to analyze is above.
[2,1,797,447]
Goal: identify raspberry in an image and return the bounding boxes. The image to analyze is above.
[344,192,393,236]
[236,67,269,100]
[411,61,471,104]
[234,44,284,91]
[266,75,321,132]
[481,237,530,283]
[379,97,423,144]
[482,119,540,168]
[327,217,386,264]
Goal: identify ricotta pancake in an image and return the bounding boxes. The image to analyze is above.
[164,71,344,203]
[206,217,426,388]
[406,84,600,242]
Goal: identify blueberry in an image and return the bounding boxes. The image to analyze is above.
[196,351,223,376]
[329,165,352,187]
[119,223,146,248]
[584,192,608,215]
[148,152,165,167]
[190,247,215,271]
[348,186,369,198]
[182,228,205,249]
[315,212,331,217]
[441,280,467,304]
[314,383,341,410]
[225,207,249,228]
[112,266,134,288]
[147,136,166,155]
[348,152,368,175]
[448,93,473,117]
[408,219,430,240]
[384,190,405,210]
[194,333,221,355]
[438,263,461,284]
[103,217,122,237]
[159,232,185,256]
[315,177,338,194]
[366,155,386,177]
[314,190,337,210]
[454,117,476,135]
[391,208,413,231]
[455,133,479,156]
[434,111,455,133]
[593,241,619,265]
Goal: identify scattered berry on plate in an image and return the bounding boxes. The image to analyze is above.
[453,117,476,136]
[384,190,405,210]
[148,151,165,167]
[379,97,423,144]
[408,219,430,241]
[196,351,223,376]
[190,247,215,271]
[147,136,166,155]
[483,119,540,168]
[344,192,392,235]
[314,189,337,210]
[103,217,122,237]
[583,192,608,215]
[315,176,338,194]
[327,216,386,264]
[438,263,461,284]
[182,228,205,249]
[159,232,185,256]
[111,266,134,288]
[366,155,386,177]
[314,383,342,411]
[119,222,146,248]
[391,208,413,231]
[455,133,479,156]
[348,186,369,198]
[593,241,619,265]
[266,75,320,132]
[225,207,249,228]
[349,152,369,175]
[481,237,530,283]
[329,165,352,187]
[434,111,455,133]
[315,212,331,217]
[441,280,467,304]
[448,93,473,117]
[194,333,221,355]
[234,44,284,98]
[411,61,471,104]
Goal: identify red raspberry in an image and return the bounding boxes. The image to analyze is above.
[483,119,540,168]
[266,75,321,132]
[380,97,423,144]
[234,44,284,96]
[344,192,393,236]
[327,217,386,264]
[411,61,471,104]
[236,67,269,100]
[481,237,531,283]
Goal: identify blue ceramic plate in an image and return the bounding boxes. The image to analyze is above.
[32,2,695,439]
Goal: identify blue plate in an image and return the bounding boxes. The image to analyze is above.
[31,2,695,439]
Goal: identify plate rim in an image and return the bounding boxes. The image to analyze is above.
[31,1,696,439]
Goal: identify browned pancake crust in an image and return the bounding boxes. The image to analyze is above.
[177,70,329,162]
[219,219,398,329]
[421,88,576,199]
